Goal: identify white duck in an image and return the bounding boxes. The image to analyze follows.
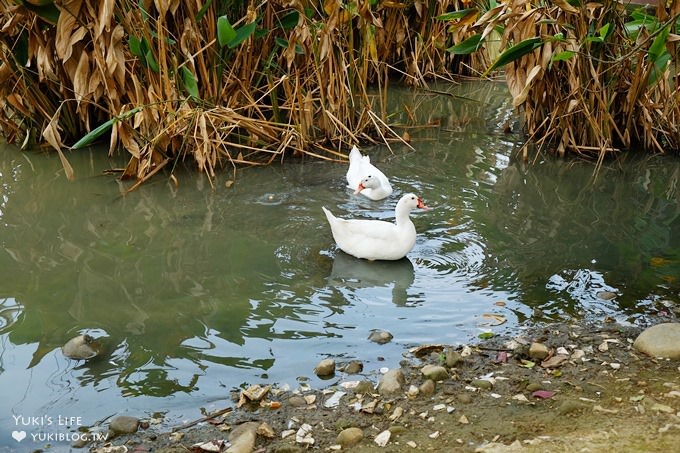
[346,145,393,201]
[322,193,428,261]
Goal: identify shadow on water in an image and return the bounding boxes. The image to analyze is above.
[327,252,416,307]
[0,81,678,447]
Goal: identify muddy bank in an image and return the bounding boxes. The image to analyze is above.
[88,319,680,453]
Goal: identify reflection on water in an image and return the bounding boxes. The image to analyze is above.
[328,253,417,307]
[0,81,678,448]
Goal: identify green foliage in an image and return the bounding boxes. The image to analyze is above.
[71,108,143,150]
[181,67,199,100]
[483,37,542,76]
[217,16,237,47]
[446,34,484,55]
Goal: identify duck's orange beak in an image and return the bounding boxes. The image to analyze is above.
[354,183,365,194]
[417,197,429,210]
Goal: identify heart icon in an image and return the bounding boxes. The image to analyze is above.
[12,430,26,442]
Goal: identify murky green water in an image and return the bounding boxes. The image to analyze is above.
[1,82,678,449]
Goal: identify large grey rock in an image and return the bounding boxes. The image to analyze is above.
[377,369,405,396]
[633,323,680,359]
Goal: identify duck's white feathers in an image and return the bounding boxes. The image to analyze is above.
[346,146,392,201]
[322,194,426,261]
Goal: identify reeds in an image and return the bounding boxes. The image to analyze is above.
[0,0,461,184]
[450,0,680,163]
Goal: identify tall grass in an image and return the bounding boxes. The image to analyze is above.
[0,0,461,185]
[446,0,680,165]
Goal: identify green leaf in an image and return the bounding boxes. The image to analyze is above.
[196,0,213,22]
[19,1,60,24]
[228,21,258,48]
[598,23,611,39]
[484,37,542,75]
[436,8,477,21]
[648,51,670,86]
[71,107,142,150]
[551,50,574,63]
[478,332,495,340]
[129,36,143,59]
[446,34,484,55]
[275,37,304,54]
[15,30,29,66]
[217,15,237,47]
[278,10,299,30]
[648,24,669,62]
[181,66,199,99]
[145,49,159,72]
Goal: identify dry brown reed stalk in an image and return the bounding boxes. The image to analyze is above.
[460,0,680,164]
[0,0,471,186]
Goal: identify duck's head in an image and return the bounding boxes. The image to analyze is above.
[355,175,379,193]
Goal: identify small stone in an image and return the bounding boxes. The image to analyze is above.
[421,364,449,381]
[457,393,473,404]
[336,427,363,448]
[633,323,680,359]
[541,354,569,368]
[526,383,543,392]
[445,349,463,367]
[368,330,393,344]
[354,380,375,394]
[227,421,258,453]
[558,400,587,415]
[61,334,101,360]
[596,291,617,300]
[389,406,404,421]
[374,429,391,447]
[109,416,139,434]
[257,422,275,438]
[314,358,336,377]
[287,396,307,407]
[529,342,550,360]
[470,379,493,390]
[377,369,404,396]
[343,360,363,374]
[406,385,419,399]
[419,379,436,397]
[458,414,469,424]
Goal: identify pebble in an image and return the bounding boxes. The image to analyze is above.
[109,416,139,434]
[374,429,391,447]
[421,364,449,381]
[368,329,393,344]
[287,396,307,407]
[470,379,493,390]
[314,358,336,377]
[343,360,363,374]
[61,334,101,360]
[354,380,375,394]
[377,368,405,396]
[529,342,550,360]
[419,379,436,396]
[336,427,363,448]
[227,421,258,453]
[558,399,587,415]
[633,323,680,359]
[445,348,463,367]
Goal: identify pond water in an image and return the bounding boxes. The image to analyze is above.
[0,81,678,449]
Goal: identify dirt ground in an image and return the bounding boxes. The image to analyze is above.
[89,319,680,453]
